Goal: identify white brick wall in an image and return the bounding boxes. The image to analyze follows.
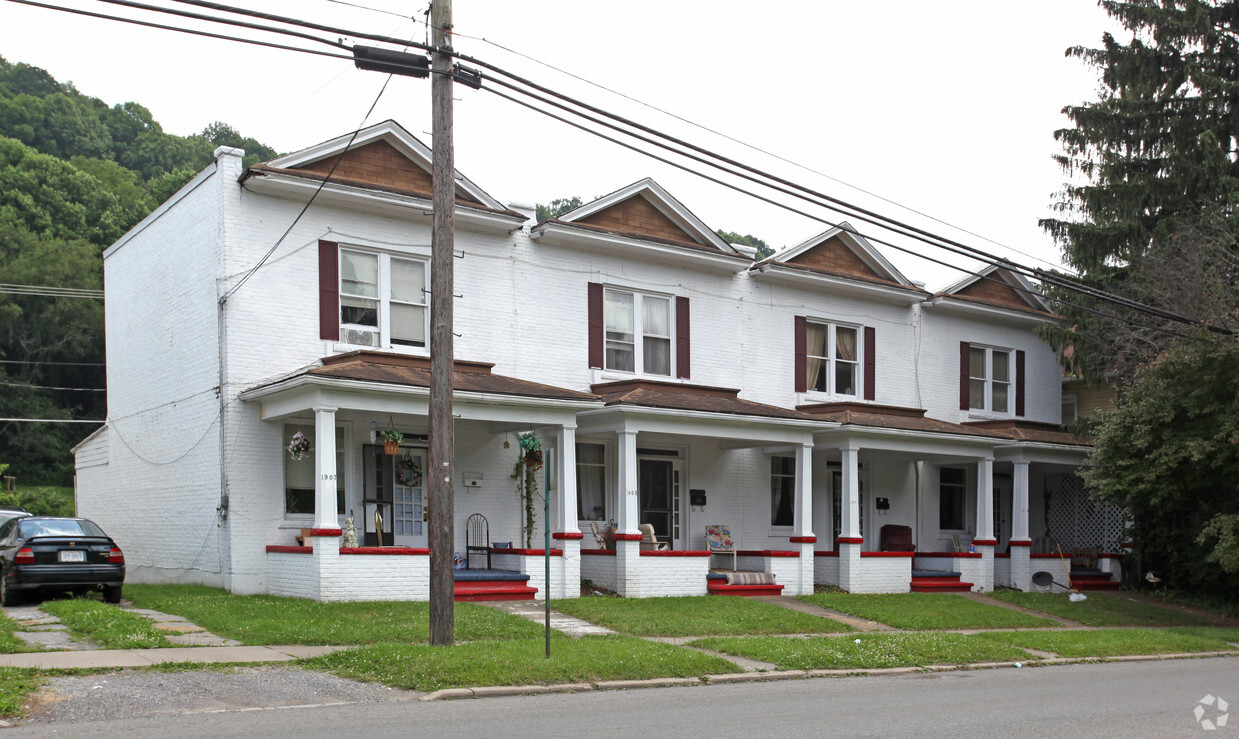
[814,552,840,586]
[580,551,619,592]
[491,549,567,600]
[848,554,912,594]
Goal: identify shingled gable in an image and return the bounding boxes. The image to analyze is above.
[749,223,926,302]
[931,264,1055,319]
[532,178,739,255]
[242,119,511,213]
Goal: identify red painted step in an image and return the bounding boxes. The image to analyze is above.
[910,577,974,593]
[707,582,785,597]
[453,580,538,602]
[1069,573,1121,591]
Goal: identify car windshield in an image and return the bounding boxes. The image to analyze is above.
[18,519,106,539]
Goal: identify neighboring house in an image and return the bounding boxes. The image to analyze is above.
[72,121,1118,601]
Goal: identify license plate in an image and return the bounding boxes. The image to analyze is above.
[58,550,85,563]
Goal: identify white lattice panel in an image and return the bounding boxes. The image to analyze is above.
[1044,472,1125,550]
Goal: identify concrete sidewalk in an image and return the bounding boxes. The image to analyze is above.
[0,644,346,669]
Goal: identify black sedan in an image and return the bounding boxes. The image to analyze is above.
[0,516,125,606]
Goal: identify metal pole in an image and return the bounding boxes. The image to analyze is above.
[427,0,455,647]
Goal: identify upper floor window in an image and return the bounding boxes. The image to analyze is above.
[338,249,427,349]
[806,322,859,396]
[969,345,1011,414]
[589,283,690,379]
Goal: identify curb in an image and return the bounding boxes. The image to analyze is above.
[415,650,1239,701]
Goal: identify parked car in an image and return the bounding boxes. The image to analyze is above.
[0,506,29,529]
[0,516,125,606]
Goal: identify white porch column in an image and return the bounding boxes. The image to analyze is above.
[790,442,815,595]
[973,455,995,592]
[313,406,339,530]
[553,425,579,534]
[616,429,639,535]
[1009,459,1033,591]
[841,446,861,539]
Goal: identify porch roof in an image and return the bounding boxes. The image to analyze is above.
[961,419,1090,447]
[592,380,821,421]
[796,402,1010,439]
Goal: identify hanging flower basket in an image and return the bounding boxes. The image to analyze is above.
[377,428,403,455]
[287,431,311,461]
[396,455,422,487]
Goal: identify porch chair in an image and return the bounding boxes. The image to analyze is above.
[951,533,964,553]
[1070,546,1099,571]
[705,524,736,571]
[638,523,669,552]
[466,514,490,570]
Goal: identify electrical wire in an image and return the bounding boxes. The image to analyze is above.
[0,381,105,391]
[0,360,104,366]
[0,417,104,423]
[0,282,103,298]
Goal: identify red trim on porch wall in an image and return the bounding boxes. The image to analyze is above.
[918,551,983,558]
[492,547,563,556]
[318,240,339,341]
[612,533,643,541]
[310,528,343,537]
[267,545,311,554]
[640,550,710,557]
[676,296,691,379]
[861,551,914,558]
[959,341,970,410]
[552,532,585,540]
[788,536,817,543]
[581,548,616,556]
[815,550,839,557]
[794,315,807,393]
[863,325,876,401]
[341,547,430,555]
[970,538,998,546]
[587,282,604,368]
[736,550,799,558]
[836,536,864,544]
[1008,540,1032,547]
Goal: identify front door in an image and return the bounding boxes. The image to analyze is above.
[831,469,865,548]
[993,473,1012,549]
[639,456,680,548]
[363,445,428,547]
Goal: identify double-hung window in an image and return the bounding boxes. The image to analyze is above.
[283,426,345,516]
[770,456,796,527]
[339,249,428,349]
[938,467,966,531]
[576,442,607,521]
[605,288,672,376]
[968,345,1012,414]
[805,322,860,396]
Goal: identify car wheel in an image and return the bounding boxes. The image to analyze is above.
[103,585,122,604]
[0,570,18,607]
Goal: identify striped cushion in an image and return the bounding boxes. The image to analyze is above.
[725,571,777,585]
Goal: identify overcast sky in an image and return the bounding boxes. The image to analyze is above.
[0,1,1122,289]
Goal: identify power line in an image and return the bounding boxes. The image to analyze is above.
[0,283,103,299]
[0,359,104,366]
[0,417,104,423]
[0,381,104,392]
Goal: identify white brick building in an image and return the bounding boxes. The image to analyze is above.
[73,121,1111,600]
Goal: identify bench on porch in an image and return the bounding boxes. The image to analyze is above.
[706,571,783,596]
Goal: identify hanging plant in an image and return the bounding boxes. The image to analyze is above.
[287,431,311,461]
[378,428,403,455]
[513,432,543,548]
[395,454,422,487]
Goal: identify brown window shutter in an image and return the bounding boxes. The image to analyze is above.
[675,296,691,379]
[1015,350,1026,416]
[318,240,339,341]
[959,341,970,411]
[863,326,876,401]
[794,316,807,393]
[587,282,603,369]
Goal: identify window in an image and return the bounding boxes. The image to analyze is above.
[806,322,859,396]
[939,467,966,531]
[339,249,427,349]
[1061,394,1078,423]
[284,426,346,516]
[969,345,1012,414]
[576,442,607,521]
[770,456,796,527]
[604,288,672,375]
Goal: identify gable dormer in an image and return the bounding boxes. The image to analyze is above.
[240,120,523,232]
[750,223,928,304]
[924,264,1056,326]
[529,178,749,272]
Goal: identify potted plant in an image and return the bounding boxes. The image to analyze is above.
[377,428,403,455]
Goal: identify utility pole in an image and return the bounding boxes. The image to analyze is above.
[428,0,455,647]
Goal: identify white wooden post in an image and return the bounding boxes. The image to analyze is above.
[313,406,338,530]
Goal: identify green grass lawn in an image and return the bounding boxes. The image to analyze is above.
[692,632,1031,670]
[987,591,1215,627]
[39,598,170,649]
[306,634,742,691]
[125,585,546,645]
[798,592,1058,630]
[976,628,1239,657]
[0,610,31,654]
[552,595,852,637]
[0,668,45,717]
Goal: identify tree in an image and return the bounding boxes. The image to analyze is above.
[535,196,583,222]
[716,229,774,259]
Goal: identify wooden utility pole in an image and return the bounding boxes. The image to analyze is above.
[428,0,455,647]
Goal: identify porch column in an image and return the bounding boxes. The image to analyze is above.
[1009,459,1032,591]
[551,425,582,600]
[837,445,863,593]
[789,442,815,596]
[973,455,995,592]
[313,406,339,530]
[616,429,639,535]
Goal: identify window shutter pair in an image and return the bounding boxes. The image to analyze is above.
[794,317,876,400]
[958,341,1025,416]
[587,282,690,379]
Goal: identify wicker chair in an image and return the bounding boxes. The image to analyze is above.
[638,523,669,551]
